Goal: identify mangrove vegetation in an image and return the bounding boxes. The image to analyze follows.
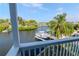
[0,17,38,32]
[0,13,79,39]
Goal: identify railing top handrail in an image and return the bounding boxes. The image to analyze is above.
[20,37,79,48]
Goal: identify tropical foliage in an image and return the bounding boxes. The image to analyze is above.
[0,19,9,32]
[18,17,26,26]
[0,14,79,39]
[74,22,79,30]
[19,20,38,31]
[0,17,38,32]
[47,13,74,38]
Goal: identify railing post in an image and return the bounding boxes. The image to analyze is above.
[9,3,20,47]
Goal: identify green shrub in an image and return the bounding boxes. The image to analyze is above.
[18,26,26,31]
[0,19,38,32]
[0,24,5,32]
[18,25,37,31]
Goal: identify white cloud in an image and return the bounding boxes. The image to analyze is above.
[55,7,79,22]
[30,3,43,8]
[66,14,79,22]
[22,3,43,7]
[57,8,63,11]
[56,7,64,15]
[21,3,48,11]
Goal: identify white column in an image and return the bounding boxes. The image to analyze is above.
[9,3,20,47]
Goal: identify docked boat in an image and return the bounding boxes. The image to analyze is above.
[35,31,54,41]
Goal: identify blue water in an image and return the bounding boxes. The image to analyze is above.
[0,26,48,55]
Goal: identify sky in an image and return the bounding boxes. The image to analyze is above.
[0,3,79,22]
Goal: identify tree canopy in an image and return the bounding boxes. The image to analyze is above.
[0,17,38,32]
[47,13,74,38]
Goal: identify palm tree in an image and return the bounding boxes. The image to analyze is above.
[65,22,74,36]
[18,16,25,26]
[48,13,74,39]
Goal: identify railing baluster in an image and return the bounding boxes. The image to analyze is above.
[38,48,41,56]
[34,48,36,56]
[52,45,54,56]
[70,42,73,56]
[70,42,74,56]
[69,42,71,56]
[74,41,77,56]
[72,42,75,56]
[65,43,67,56]
[63,44,65,56]
[73,42,75,56]
[19,50,21,56]
[29,49,31,56]
[68,42,70,56]
[76,41,79,56]
[20,50,22,56]
[48,46,50,56]
[69,42,72,56]
[75,41,79,56]
[56,45,59,56]
[23,49,25,56]
[44,47,46,56]
[66,43,68,56]
[76,41,78,56]
[59,44,62,56]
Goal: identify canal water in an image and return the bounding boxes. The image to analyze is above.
[0,26,48,55]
